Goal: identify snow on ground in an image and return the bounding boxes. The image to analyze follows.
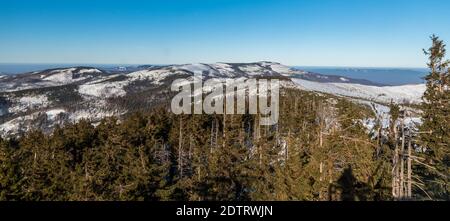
[356,100,391,131]
[0,82,51,93]
[210,63,237,77]
[46,109,66,120]
[77,67,195,99]
[77,68,102,74]
[78,81,127,98]
[0,107,123,136]
[0,112,43,136]
[128,69,181,83]
[355,99,423,138]
[239,64,264,76]
[292,78,425,104]
[177,64,215,74]
[290,78,426,135]
[0,108,62,136]
[176,62,295,77]
[0,120,20,135]
[8,95,50,113]
[0,68,105,93]
[18,95,48,106]
[340,77,349,82]
[68,109,123,122]
[44,68,100,84]
[44,68,78,83]
[261,62,293,75]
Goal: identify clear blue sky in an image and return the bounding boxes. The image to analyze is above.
[1,0,449,67]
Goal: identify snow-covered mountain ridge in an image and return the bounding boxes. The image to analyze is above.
[0,62,426,136]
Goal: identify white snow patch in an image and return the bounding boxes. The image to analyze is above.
[43,68,99,84]
[8,95,50,113]
[239,65,265,76]
[0,120,18,134]
[46,109,66,120]
[69,109,122,122]
[340,77,349,82]
[210,63,236,77]
[44,68,78,83]
[177,64,213,74]
[77,68,102,74]
[79,81,127,98]
[18,95,48,105]
[263,63,293,75]
[128,69,181,84]
[0,112,43,136]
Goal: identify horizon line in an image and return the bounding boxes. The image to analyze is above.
[0,62,428,70]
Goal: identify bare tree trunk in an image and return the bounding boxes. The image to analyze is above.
[178,117,183,178]
[222,114,226,149]
[189,135,192,160]
[377,126,382,158]
[407,136,412,198]
[400,120,405,199]
[240,121,245,148]
[319,161,323,182]
[210,119,214,153]
[319,131,323,147]
[255,114,262,166]
[215,117,219,149]
[319,161,323,200]
[392,125,399,199]
[286,129,290,161]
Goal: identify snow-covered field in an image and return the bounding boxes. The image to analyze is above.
[291,78,425,104]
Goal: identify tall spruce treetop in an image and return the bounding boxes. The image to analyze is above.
[420,35,450,200]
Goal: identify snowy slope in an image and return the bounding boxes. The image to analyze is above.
[0,67,106,92]
[8,94,50,114]
[291,78,425,104]
[43,67,101,84]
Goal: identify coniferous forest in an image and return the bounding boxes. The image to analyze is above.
[0,37,449,202]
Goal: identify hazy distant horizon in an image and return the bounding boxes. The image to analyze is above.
[0,62,428,74]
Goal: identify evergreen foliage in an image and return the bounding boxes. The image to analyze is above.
[0,89,391,201]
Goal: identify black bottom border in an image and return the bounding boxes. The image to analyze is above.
[0,201,446,220]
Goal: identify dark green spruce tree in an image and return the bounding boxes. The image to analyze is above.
[419,35,450,200]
